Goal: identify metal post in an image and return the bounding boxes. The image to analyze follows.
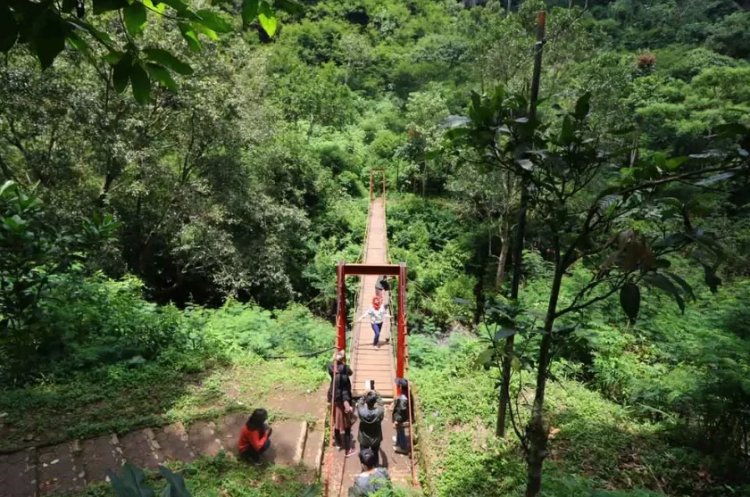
[369,171,374,201]
[336,261,347,350]
[396,262,407,379]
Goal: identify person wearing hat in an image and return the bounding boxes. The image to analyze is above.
[347,447,391,496]
[356,390,385,466]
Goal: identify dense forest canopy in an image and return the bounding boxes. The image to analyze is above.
[1,0,750,496]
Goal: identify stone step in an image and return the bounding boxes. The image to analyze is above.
[187,420,224,458]
[153,422,194,463]
[81,434,123,483]
[119,428,163,470]
[0,448,37,497]
[262,420,306,466]
[214,413,247,456]
[301,426,325,473]
[37,441,85,496]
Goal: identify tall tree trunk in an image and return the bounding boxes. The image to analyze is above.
[525,264,564,497]
[497,10,545,438]
[495,220,511,290]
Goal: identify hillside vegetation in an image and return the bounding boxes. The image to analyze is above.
[2,0,749,496]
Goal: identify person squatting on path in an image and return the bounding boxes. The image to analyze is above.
[392,378,410,454]
[359,297,390,348]
[328,350,356,457]
[347,447,392,497]
[356,390,385,466]
[238,408,272,464]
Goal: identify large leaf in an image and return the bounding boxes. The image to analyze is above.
[257,1,277,36]
[130,62,151,104]
[494,328,517,341]
[702,264,722,294]
[145,63,177,91]
[32,11,67,69]
[156,0,189,13]
[241,0,259,26]
[124,2,147,36]
[107,463,155,497]
[475,348,494,368]
[644,273,685,313]
[112,53,132,93]
[93,0,129,15]
[158,466,191,497]
[619,282,640,323]
[0,4,19,52]
[195,9,232,33]
[664,272,695,301]
[559,115,574,145]
[573,92,591,121]
[143,48,193,75]
[178,22,202,51]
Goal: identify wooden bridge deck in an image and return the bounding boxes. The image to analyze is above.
[324,195,412,497]
[349,196,396,399]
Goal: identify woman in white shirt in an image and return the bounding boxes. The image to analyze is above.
[359,296,390,347]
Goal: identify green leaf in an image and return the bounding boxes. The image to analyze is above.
[107,463,154,497]
[178,22,202,51]
[195,9,232,33]
[145,63,177,91]
[664,271,695,301]
[112,53,132,93]
[192,23,219,41]
[158,466,191,497]
[494,328,517,340]
[143,0,166,14]
[93,0,129,15]
[0,4,19,52]
[510,356,521,372]
[104,50,125,65]
[619,282,640,324]
[143,48,193,75]
[130,62,151,104]
[124,2,147,37]
[644,273,685,313]
[66,32,95,63]
[475,348,494,368]
[32,11,67,69]
[276,0,303,14]
[574,92,591,120]
[559,115,574,145]
[156,0,188,13]
[257,1,277,37]
[702,264,722,294]
[241,0,259,26]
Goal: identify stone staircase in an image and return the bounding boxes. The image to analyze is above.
[0,412,328,497]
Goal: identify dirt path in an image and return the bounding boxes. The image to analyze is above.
[0,385,328,497]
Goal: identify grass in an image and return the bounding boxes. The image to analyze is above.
[0,303,333,453]
[410,331,742,497]
[66,454,318,497]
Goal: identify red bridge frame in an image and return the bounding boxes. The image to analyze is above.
[335,262,408,379]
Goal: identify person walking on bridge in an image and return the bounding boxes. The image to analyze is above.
[328,350,356,457]
[356,390,385,466]
[358,297,390,348]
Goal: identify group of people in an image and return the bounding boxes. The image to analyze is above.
[327,349,411,496]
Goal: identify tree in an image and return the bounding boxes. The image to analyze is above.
[452,86,749,496]
[1,0,296,102]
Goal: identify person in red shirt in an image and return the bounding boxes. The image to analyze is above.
[238,408,272,464]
